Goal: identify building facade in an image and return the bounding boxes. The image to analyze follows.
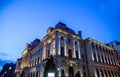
[0,63,15,77]
[84,38,120,77]
[14,22,120,77]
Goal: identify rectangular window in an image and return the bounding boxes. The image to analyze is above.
[61,47,64,57]
[68,39,71,44]
[76,50,79,59]
[101,55,104,63]
[96,45,98,50]
[94,53,97,62]
[48,50,50,57]
[82,55,85,61]
[68,49,72,58]
[92,43,94,48]
[98,54,101,62]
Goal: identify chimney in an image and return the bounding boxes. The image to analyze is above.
[78,31,82,39]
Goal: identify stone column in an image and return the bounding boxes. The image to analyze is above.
[80,69,83,77]
[78,42,81,59]
[42,46,46,60]
[107,70,110,77]
[106,55,109,64]
[64,37,67,56]
[103,54,106,63]
[57,68,61,77]
[50,41,52,56]
[100,53,102,63]
[52,40,55,56]
[35,71,36,77]
[58,35,61,55]
[73,40,76,58]
[103,69,106,77]
[94,68,98,77]
[95,49,99,62]
[98,69,102,77]
[90,42,94,61]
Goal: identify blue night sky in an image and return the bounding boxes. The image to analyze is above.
[0,0,120,68]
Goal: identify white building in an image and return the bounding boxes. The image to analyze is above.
[14,22,120,77]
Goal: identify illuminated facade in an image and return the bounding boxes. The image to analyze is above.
[84,38,120,77]
[14,22,120,77]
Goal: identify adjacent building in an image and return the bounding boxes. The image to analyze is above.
[0,63,15,77]
[14,22,120,77]
[107,41,120,52]
[84,38,120,77]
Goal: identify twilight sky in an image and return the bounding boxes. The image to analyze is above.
[0,0,120,65]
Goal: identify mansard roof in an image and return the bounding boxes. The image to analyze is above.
[55,22,76,34]
[27,38,41,49]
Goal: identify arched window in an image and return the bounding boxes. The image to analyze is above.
[69,66,74,77]
[75,71,81,77]
[61,69,65,77]
[96,68,100,77]
[83,71,86,77]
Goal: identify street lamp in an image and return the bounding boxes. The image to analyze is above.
[9,67,12,70]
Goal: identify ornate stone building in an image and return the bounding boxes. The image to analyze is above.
[14,22,120,77]
[84,38,120,77]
